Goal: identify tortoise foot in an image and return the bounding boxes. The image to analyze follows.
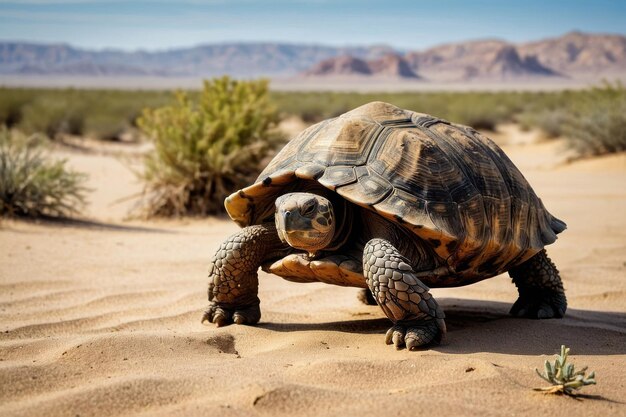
[201,301,261,327]
[509,250,566,319]
[385,320,442,350]
[510,288,567,319]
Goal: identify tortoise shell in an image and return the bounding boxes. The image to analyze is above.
[225,102,565,277]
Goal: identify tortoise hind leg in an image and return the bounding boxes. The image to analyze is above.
[509,249,567,319]
[363,238,446,350]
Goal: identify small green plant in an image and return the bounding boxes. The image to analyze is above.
[137,76,283,216]
[535,345,596,396]
[0,128,88,218]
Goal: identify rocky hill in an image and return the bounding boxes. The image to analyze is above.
[404,40,559,81]
[307,32,626,81]
[517,31,626,76]
[304,54,419,78]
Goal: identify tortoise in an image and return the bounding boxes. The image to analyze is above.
[202,101,567,350]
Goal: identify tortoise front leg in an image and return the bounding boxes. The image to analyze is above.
[202,223,286,326]
[363,238,446,350]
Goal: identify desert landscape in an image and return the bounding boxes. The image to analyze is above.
[1,120,625,416]
[1,1,626,415]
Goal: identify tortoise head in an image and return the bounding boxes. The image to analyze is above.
[275,192,335,256]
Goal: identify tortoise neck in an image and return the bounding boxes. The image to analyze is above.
[324,193,353,252]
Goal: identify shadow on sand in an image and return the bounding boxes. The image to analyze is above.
[259,298,626,356]
[4,215,177,234]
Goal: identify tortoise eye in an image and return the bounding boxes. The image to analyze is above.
[301,201,316,216]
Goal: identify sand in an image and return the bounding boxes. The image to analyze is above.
[1,126,625,416]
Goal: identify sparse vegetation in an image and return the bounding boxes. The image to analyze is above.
[0,128,87,218]
[560,82,626,156]
[518,107,571,138]
[1,83,624,167]
[0,89,33,128]
[19,93,87,139]
[517,83,626,156]
[270,91,526,129]
[535,345,596,396]
[136,77,283,216]
[0,87,173,140]
[0,86,604,141]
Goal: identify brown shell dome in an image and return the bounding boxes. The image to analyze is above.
[225,102,565,275]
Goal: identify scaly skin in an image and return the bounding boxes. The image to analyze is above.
[363,238,446,350]
[509,249,567,319]
[202,223,286,326]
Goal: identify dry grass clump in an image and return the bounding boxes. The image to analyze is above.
[136,76,283,217]
[0,128,87,218]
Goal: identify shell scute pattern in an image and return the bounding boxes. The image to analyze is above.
[369,128,452,202]
[318,165,356,190]
[299,116,382,167]
[336,166,391,206]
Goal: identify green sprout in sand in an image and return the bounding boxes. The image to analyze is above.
[535,345,596,396]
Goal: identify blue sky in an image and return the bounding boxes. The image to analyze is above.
[0,0,624,51]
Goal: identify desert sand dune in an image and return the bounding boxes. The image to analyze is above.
[1,126,625,416]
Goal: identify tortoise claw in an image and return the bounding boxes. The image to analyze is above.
[384,321,441,350]
[385,325,405,349]
[201,301,261,327]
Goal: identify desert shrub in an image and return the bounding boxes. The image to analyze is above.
[1,88,174,140]
[445,96,504,130]
[0,128,87,218]
[517,108,571,138]
[560,82,626,156]
[18,92,87,138]
[82,90,173,140]
[137,76,283,217]
[83,111,131,141]
[0,89,37,128]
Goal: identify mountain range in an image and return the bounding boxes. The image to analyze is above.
[1,32,624,82]
[0,42,393,77]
